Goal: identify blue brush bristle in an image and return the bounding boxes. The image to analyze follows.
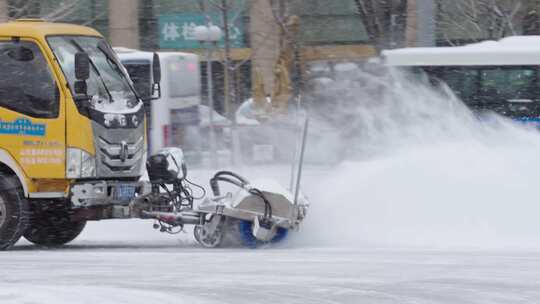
[238,220,258,248]
[271,227,288,243]
[238,220,288,248]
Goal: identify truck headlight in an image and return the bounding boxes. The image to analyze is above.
[66,148,96,178]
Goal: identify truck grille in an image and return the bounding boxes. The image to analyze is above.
[99,137,143,170]
[93,122,145,178]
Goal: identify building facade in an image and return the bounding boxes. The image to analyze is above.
[0,0,378,115]
[2,0,536,114]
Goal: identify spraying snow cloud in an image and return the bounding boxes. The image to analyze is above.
[298,66,540,250]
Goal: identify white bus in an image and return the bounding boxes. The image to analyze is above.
[382,36,540,122]
[114,48,201,154]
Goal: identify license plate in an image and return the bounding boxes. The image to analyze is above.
[116,184,136,201]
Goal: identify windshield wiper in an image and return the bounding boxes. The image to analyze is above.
[96,42,141,101]
[69,39,114,105]
[97,41,123,73]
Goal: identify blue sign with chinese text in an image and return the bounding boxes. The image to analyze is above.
[0,118,46,136]
[159,13,245,49]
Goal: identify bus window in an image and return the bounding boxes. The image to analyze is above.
[167,56,200,98]
[480,68,536,102]
[421,67,538,105]
[439,68,479,104]
[123,61,152,99]
[418,67,479,104]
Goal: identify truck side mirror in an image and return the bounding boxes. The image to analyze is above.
[74,52,89,97]
[151,52,161,99]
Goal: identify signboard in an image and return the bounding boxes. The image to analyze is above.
[170,106,200,126]
[159,13,245,49]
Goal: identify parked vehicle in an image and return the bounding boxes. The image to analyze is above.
[383,36,540,122]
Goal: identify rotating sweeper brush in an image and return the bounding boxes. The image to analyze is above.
[133,117,310,248]
[194,171,308,248]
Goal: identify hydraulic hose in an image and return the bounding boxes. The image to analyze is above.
[209,171,249,196]
[209,171,272,219]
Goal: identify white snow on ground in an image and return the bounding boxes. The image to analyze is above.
[2,165,540,304]
[3,245,540,303]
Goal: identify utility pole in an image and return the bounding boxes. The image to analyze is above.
[406,0,436,47]
[221,0,233,119]
[108,0,139,48]
[220,0,241,165]
[406,0,417,47]
[0,0,8,22]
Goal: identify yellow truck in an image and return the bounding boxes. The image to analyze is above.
[0,19,307,250]
[0,19,158,249]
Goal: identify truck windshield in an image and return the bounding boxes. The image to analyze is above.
[47,36,139,113]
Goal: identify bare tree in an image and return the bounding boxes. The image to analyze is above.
[267,0,303,112]
[196,0,255,118]
[353,0,409,51]
[437,0,528,45]
[3,0,40,19]
[523,0,540,34]
[1,0,104,25]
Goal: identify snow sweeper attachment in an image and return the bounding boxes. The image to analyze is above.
[133,115,310,248]
[194,171,309,248]
[133,147,309,248]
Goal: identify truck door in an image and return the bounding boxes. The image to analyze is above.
[0,39,65,179]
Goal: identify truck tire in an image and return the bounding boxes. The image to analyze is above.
[24,200,86,247]
[0,172,29,250]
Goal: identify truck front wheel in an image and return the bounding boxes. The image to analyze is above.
[24,200,86,247]
[0,173,29,250]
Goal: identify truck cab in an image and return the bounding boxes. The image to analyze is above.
[0,19,156,249]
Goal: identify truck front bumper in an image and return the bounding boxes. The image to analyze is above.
[70,180,150,208]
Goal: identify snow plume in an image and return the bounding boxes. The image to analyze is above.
[298,66,540,250]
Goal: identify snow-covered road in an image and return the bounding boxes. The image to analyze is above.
[3,229,540,304]
[3,152,540,304]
